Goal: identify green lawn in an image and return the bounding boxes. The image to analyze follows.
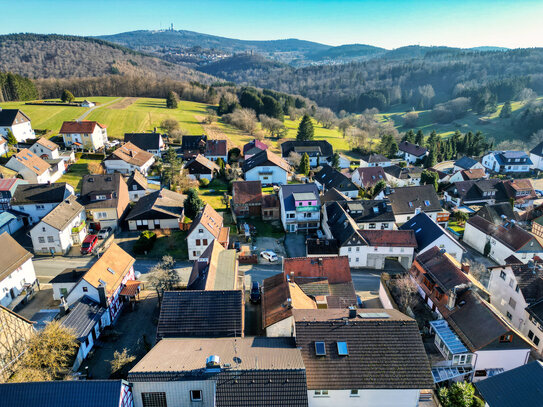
[57,158,102,192]
[148,230,188,260]
[198,178,229,210]
[248,218,284,238]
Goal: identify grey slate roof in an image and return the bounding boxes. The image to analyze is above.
[80,173,124,210]
[338,199,395,223]
[398,141,427,157]
[387,185,441,215]
[124,132,162,151]
[324,202,365,246]
[11,183,70,205]
[320,187,350,203]
[361,153,389,163]
[280,183,320,212]
[156,290,243,340]
[399,212,464,253]
[454,156,479,169]
[475,361,543,407]
[126,188,185,221]
[280,140,333,158]
[530,141,543,157]
[0,380,126,407]
[39,195,83,230]
[293,308,434,390]
[445,179,509,203]
[475,202,518,223]
[313,165,358,193]
[61,296,106,342]
[0,109,30,126]
[507,262,543,303]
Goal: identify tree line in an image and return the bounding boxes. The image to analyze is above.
[0,71,39,102]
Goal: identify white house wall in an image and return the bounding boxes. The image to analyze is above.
[245,166,287,185]
[0,258,37,307]
[266,315,295,337]
[472,348,530,382]
[307,389,421,407]
[0,122,35,142]
[419,235,463,264]
[132,380,215,407]
[187,228,216,260]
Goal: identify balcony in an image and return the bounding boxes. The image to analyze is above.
[296,205,320,212]
[71,220,86,234]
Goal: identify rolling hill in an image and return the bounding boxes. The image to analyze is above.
[0,34,214,83]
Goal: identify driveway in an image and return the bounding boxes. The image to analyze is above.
[81,290,159,379]
[284,234,306,258]
[253,237,286,264]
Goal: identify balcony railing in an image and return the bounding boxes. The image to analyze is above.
[296,205,320,212]
[71,220,86,234]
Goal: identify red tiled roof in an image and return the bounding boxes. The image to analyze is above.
[232,181,263,206]
[59,121,105,134]
[205,139,227,156]
[461,169,486,180]
[0,178,18,191]
[262,194,279,208]
[283,256,351,284]
[120,280,141,297]
[359,230,418,247]
[243,139,268,155]
[356,166,387,188]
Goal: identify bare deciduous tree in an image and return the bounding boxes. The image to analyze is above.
[147,255,181,298]
[223,108,257,134]
[109,348,136,376]
[288,151,302,167]
[394,274,418,313]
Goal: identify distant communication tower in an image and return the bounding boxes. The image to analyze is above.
[170,23,174,31]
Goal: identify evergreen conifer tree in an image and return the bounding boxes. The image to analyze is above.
[297,115,314,141]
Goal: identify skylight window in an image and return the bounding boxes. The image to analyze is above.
[107,267,115,274]
[408,202,413,208]
[424,200,431,206]
[315,341,326,356]
[98,279,106,286]
[337,341,348,356]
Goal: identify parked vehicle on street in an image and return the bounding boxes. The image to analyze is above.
[81,234,98,254]
[260,250,278,262]
[97,227,112,240]
[250,281,261,304]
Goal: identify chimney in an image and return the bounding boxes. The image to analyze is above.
[446,288,457,310]
[461,263,470,274]
[97,285,107,307]
[58,297,69,316]
[205,355,221,372]
[348,306,357,318]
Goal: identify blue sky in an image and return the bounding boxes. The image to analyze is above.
[2,0,543,49]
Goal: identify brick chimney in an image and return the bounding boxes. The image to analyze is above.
[461,263,470,274]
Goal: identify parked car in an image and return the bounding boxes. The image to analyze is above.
[81,234,98,255]
[97,227,112,240]
[250,281,261,304]
[233,241,241,252]
[260,250,278,262]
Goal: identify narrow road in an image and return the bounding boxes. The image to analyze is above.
[75,97,123,121]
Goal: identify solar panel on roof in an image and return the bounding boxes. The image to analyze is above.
[358,312,390,319]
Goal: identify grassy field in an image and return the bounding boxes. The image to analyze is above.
[148,230,188,260]
[375,98,542,144]
[57,158,103,192]
[198,178,228,210]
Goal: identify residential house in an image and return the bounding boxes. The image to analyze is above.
[323,205,417,269]
[11,182,73,225]
[59,121,108,150]
[281,140,333,167]
[410,248,534,382]
[180,135,207,159]
[444,179,506,207]
[0,306,34,382]
[204,139,228,162]
[398,141,428,163]
[184,154,219,181]
[359,153,392,167]
[0,108,35,142]
[262,193,280,220]
[243,138,268,159]
[464,215,543,264]
[279,183,321,233]
[0,380,134,407]
[29,195,86,255]
[262,273,317,337]
[502,178,537,208]
[448,168,487,183]
[325,153,351,169]
[284,256,357,309]
[81,100,95,107]
[0,178,26,210]
[383,165,422,187]
[313,165,358,198]
[124,132,165,157]
[126,188,185,231]
[187,240,242,291]
[64,243,136,325]
[351,166,387,191]
[387,184,446,224]
[128,337,308,407]
[0,233,37,307]
[156,290,244,340]
[29,137,60,159]
[5,148,64,183]
[50,267,88,301]
[242,149,290,186]
[475,361,543,407]
[529,141,543,171]
[80,174,130,230]
[399,212,465,263]
[323,199,396,231]
[186,204,229,260]
[293,308,434,407]
[103,142,155,175]
[475,202,519,224]
[453,156,485,173]
[482,150,532,173]
[60,295,107,370]
[487,260,543,355]
[231,180,263,218]
[126,170,148,202]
